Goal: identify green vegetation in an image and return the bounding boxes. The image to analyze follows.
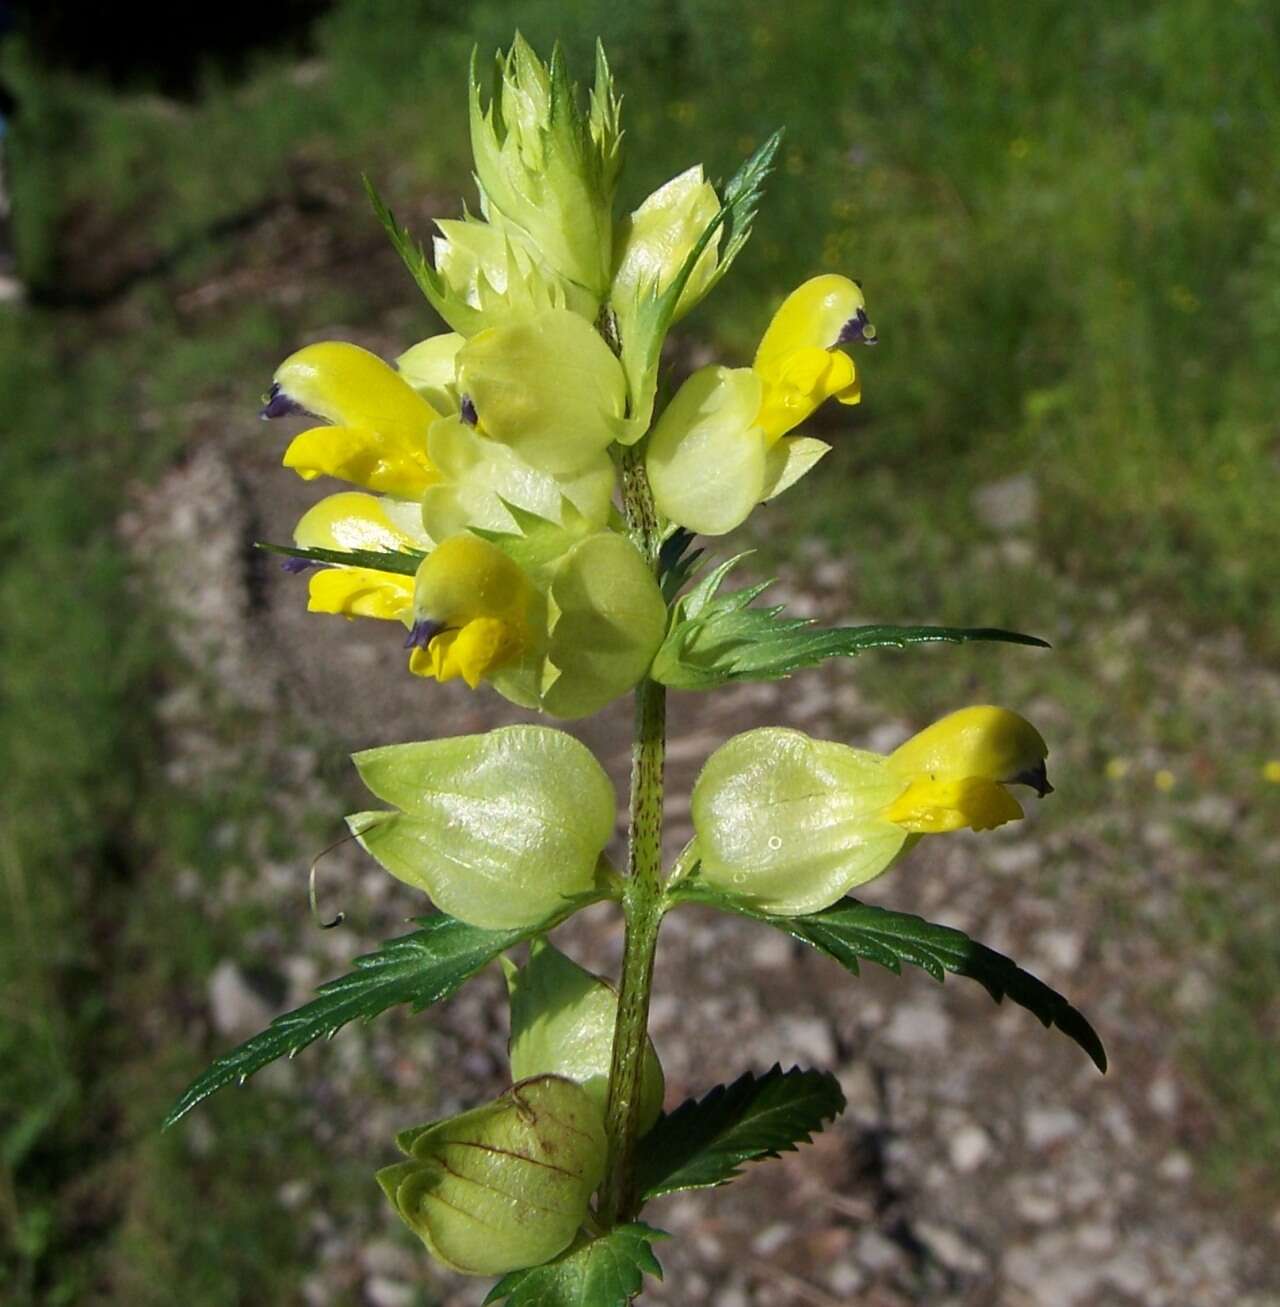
[2,0,1276,1299]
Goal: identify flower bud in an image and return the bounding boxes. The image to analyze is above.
[469,37,620,299]
[612,164,721,326]
[505,940,665,1133]
[377,1075,606,1276]
[348,725,616,929]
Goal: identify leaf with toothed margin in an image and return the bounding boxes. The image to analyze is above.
[364,176,489,337]
[484,1223,667,1307]
[650,552,1050,690]
[164,897,604,1129]
[634,1065,845,1199]
[671,883,1108,1073]
[257,540,426,577]
[617,131,783,436]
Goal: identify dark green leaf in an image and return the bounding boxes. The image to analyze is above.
[657,528,704,604]
[635,1065,845,1200]
[484,1223,666,1307]
[164,910,578,1129]
[651,557,1048,689]
[257,540,426,576]
[678,885,1107,1072]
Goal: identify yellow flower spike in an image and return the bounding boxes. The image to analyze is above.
[407,535,538,689]
[752,274,876,441]
[882,706,1051,835]
[264,342,441,498]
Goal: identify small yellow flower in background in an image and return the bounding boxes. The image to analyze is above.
[1154,769,1176,793]
[1105,757,1131,781]
[1264,760,1280,784]
[263,342,440,498]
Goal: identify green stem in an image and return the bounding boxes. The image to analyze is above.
[600,446,668,1226]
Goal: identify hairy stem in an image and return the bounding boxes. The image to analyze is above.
[600,446,668,1225]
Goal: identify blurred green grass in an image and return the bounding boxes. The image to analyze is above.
[2,0,1277,1300]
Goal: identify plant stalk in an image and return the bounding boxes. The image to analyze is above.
[600,446,668,1225]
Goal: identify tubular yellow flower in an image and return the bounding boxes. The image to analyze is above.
[691,707,1050,915]
[263,342,441,498]
[882,706,1051,834]
[291,491,428,623]
[407,534,539,689]
[752,274,876,441]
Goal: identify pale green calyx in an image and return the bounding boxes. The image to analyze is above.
[456,308,628,475]
[377,1075,607,1276]
[690,727,910,915]
[505,940,665,1134]
[347,726,616,929]
[469,36,620,299]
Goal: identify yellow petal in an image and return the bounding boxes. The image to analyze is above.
[886,706,1049,788]
[294,491,430,553]
[754,275,867,373]
[754,347,857,441]
[284,426,436,499]
[306,567,414,621]
[881,776,1024,833]
[273,341,440,435]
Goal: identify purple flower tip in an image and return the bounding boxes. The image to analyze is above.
[261,382,304,420]
[281,556,323,574]
[405,618,448,650]
[835,306,878,347]
[460,394,479,426]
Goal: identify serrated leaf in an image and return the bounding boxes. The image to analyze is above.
[634,1065,845,1200]
[677,885,1107,1072]
[651,557,1049,689]
[258,540,426,576]
[165,902,597,1128]
[365,176,486,336]
[484,1223,666,1307]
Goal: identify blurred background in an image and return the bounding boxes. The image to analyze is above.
[2,1,1277,1303]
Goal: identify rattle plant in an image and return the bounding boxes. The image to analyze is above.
[167,36,1105,1304]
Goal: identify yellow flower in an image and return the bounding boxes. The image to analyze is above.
[263,342,441,498]
[752,274,875,441]
[646,273,874,536]
[407,535,538,689]
[881,706,1051,833]
[692,706,1049,915]
[290,491,429,623]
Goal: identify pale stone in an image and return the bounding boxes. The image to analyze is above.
[883,1001,951,1054]
[1024,1106,1081,1150]
[949,1124,993,1173]
[972,473,1038,531]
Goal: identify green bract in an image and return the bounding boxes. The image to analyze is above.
[505,940,665,1134]
[348,727,616,929]
[378,1075,606,1276]
[422,415,615,540]
[690,727,910,915]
